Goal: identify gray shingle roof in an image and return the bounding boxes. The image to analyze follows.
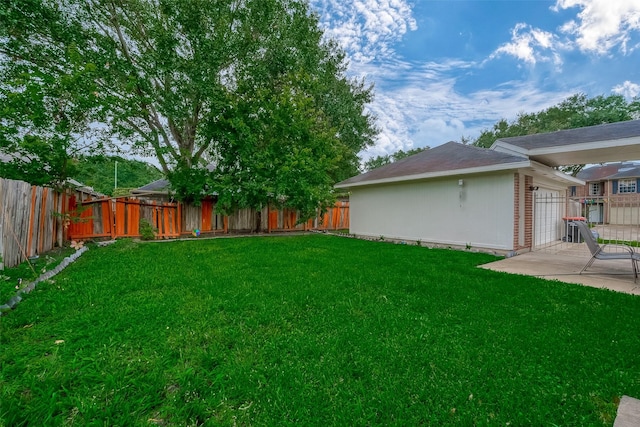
[496,120,640,150]
[336,141,529,188]
[576,162,640,181]
[135,178,170,192]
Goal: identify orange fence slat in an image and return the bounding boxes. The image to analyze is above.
[63,197,349,240]
[126,201,139,236]
[202,200,213,231]
[268,209,278,231]
[116,199,126,236]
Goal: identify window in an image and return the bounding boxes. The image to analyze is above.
[618,179,637,194]
[589,182,601,196]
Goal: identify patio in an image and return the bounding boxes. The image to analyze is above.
[480,242,640,296]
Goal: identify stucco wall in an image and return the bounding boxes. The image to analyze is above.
[349,173,515,251]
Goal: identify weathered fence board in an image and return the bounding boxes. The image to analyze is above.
[316,200,349,230]
[0,178,67,269]
[68,197,180,240]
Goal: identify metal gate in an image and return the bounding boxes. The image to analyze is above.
[533,193,640,251]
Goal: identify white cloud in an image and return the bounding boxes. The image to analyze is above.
[309,0,417,62]
[492,1,640,65]
[553,0,640,54]
[612,80,640,98]
[359,63,576,160]
[490,23,563,66]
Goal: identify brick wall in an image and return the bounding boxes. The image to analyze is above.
[512,173,533,251]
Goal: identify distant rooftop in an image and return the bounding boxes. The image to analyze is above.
[576,162,640,181]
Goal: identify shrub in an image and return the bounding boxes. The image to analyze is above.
[139,218,157,240]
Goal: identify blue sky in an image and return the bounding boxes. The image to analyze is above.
[308,0,640,161]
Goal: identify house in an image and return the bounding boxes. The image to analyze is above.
[572,162,640,224]
[335,120,640,254]
[130,178,173,201]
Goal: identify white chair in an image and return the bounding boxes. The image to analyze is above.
[574,220,640,282]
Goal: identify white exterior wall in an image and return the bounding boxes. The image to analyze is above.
[349,173,515,251]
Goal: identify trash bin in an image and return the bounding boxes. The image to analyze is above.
[562,216,586,243]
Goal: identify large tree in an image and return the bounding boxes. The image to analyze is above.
[0,0,102,187]
[1,0,377,213]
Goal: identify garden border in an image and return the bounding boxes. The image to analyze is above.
[0,246,89,316]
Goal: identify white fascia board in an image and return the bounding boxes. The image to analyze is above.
[490,141,529,156]
[493,135,640,157]
[528,160,585,185]
[334,160,532,189]
[526,136,640,156]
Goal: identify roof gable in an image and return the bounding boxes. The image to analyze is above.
[492,120,640,167]
[336,142,530,188]
[495,120,640,150]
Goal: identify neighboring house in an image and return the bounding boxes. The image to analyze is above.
[335,119,640,254]
[572,162,640,224]
[130,178,173,200]
[131,163,217,201]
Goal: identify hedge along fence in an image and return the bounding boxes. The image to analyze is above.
[0,178,95,269]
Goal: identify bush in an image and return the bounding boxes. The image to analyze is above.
[139,218,157,240]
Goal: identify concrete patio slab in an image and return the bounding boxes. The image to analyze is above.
[614,396,640,427]
[480,243,640,295]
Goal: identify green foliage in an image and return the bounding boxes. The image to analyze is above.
[0,0,102,187]
[471,93,640,175]
[70,155,163,196]
[166,163,211,205]
[364,147,430,171]
[1,0,377,211]
[1,236,639,425]
[138,218,156,241]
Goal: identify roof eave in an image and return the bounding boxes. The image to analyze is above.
[527,161,585,186]
[335,161,532,189]
[527,135,640,156]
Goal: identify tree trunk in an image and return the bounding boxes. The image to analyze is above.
[255,210,262,233]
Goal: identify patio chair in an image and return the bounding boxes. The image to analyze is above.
[574,220,640,282]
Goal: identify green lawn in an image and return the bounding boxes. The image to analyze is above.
[1,235,639,425]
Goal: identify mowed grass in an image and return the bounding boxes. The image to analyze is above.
[1,235,640,426]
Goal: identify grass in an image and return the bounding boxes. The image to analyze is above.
[0,246,76,304]
[1,235,640,425]
[599,238,640,248]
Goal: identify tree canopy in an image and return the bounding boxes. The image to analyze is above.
[1,0,377,215]
[70,155,163,196]
[363,147,429,171]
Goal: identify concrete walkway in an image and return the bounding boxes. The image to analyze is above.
[480,243,640,296]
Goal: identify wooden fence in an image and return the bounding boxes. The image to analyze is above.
[0,178,71,269]
[67,197,349,240]
[67,197,181,240]
[1,176,350,269]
